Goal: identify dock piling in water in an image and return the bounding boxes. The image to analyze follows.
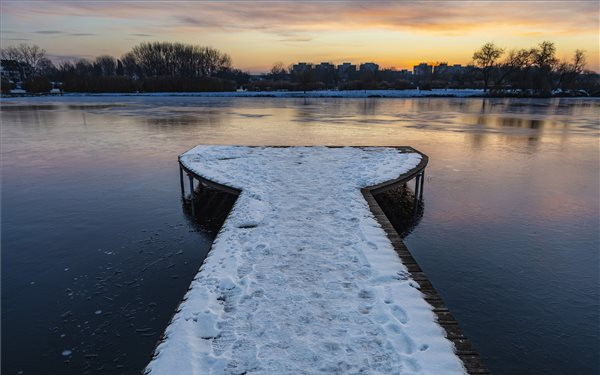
[179,164,185,199]
[419,171,425,201]
[188,174,196,215]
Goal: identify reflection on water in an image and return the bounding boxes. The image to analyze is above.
[374,184,425,237]
[1,96,598,375]
[183,185,238,233]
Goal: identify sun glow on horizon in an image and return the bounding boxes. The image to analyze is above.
[1,1,598,73]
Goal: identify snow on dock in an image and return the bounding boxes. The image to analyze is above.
[146,146,467,375]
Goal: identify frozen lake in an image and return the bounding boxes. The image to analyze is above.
[1,95,599,375]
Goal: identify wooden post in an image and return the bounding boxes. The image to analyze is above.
[419,171,425,201]
[179,164,185,199]
[188,174,196,216]
[413,174,420,214]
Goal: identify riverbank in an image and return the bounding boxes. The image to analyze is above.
[5,88,599,100]
[2,88,481,99]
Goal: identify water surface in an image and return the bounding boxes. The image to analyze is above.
[2,96,598,375]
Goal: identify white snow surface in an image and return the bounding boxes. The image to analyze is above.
[146,146,465,375]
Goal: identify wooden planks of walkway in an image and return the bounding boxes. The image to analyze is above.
[363,185,491,375]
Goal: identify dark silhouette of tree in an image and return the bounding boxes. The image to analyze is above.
[531,41,558,95]
[37,58,57,78]
[120,52,140,78]
[473,42,504,92]
[269,62,288,81]
[1,43,48,77]
[494,48,533,89]
[1,76,14,93]
[557,49,586,90]
[128,42,231,78]
[116,59,124,76]
[74,59,93,76]
[0,46,21,61]
[216,68,250,86]
[23,76,52,93]
[95,55,117,77]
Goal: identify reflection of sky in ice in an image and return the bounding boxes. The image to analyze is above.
[1,96,598,375]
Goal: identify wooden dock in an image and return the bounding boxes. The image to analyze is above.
[167,146,490,375]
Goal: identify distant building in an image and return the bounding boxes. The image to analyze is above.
[379,68,403,82]
[315,62,335,72]
[291,62,312,76]
[314,62,336,84]
[413,63,433,76]
[337,63,356,80]
[448,64,465,76]
[1,59,30,83]
[314,62,335,76]
[434,63,449,76]
[359,62,379,73]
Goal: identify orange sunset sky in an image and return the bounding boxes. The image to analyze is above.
[1,1,598,73]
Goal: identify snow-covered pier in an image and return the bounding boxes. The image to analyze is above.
[147,146,488,375]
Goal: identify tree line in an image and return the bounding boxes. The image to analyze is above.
[471,41,594,96]
[251,41,597,96]
[1,42,249,94]
[1,41,598,96]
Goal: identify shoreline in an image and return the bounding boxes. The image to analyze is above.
[2,88,598,100]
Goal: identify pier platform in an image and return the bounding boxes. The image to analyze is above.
[146,146,488,375]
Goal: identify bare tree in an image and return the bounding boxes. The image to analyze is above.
[95,55,117,77]
[532,41,558,70]
[269,62,287,81]
[120,52,139,78]
[472,42,504,92]
[128,42,231,78]
[37,57,57,77]
[531,41,558,94]
[557,49,587,90]
[75,59,93,76]
[1,45,22,61]
[1,43,47,76]
[18,44,47,75]
[494,48,533,88]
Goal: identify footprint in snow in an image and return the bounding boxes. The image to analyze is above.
[390,304,409,324]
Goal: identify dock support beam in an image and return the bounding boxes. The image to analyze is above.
[413,170,425,214]
[419,170,425,201]
[179,165,185,199]
[188,174,196,216]
[413,175,420,213]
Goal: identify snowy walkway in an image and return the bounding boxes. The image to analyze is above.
[146,146,466,375]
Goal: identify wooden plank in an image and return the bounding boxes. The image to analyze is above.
[362,186,491,375]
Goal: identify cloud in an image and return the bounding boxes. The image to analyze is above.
[31,30,96,37]
[4,1,597,37]
[131,33,153,37]
[34,30,64,34]
[277,32,313,43]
